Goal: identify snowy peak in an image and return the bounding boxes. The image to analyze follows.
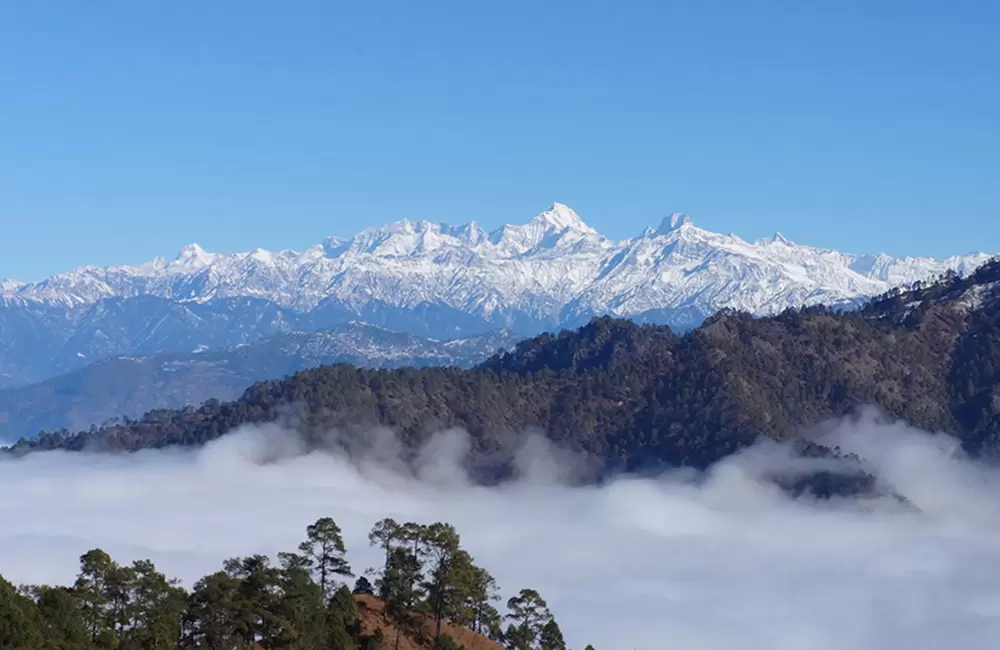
[174,243,215,268]
[339,203,598,259]
[757,232,795,246]
[320,236,348,257]
[345,217,490,257]
[656,212,693,234]
[530,202,598,235]
[347,220,420,256]
[446,221,488,245]
[486,203,604,253]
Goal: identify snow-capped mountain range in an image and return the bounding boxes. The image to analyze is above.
[0,203,992,390]
[6,202,990,316]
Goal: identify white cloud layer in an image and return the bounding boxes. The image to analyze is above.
[3,415,1000,650]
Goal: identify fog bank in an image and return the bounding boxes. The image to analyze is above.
[3,415,1000,649]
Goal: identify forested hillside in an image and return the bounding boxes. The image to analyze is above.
[0,324,516,442]
[9,259,1000,475]
[0,516,582,650]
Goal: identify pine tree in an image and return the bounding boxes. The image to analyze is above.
[221,554,285,647]
[73,548,130,645]
[352,577,374,596]
[377,547,423,650]
[185,571,243,650]
[120,559,186,650]
[29,585,91,648]
[299,518,353,602]
[274,555,328,650]
[0,575,42,649]
[327,585,359,650]
[504,589,551,650]
[367,518,400,580]
[454,561,499,635]
[539,619,566,650]
[421,522,461,644]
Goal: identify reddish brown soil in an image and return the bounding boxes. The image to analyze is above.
[355,594,504,650]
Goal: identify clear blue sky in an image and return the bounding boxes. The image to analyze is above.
[1,1,998,281]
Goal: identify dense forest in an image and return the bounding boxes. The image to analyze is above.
[8,259,1000,478]
[0,516,589,650]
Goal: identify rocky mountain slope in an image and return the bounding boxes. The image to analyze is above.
[0,323,516,441]
[1,204,989,389]
[13,259,1000,481]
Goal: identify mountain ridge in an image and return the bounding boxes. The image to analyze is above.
[0,323,518,440]
[0,203,991,390]
[4,203,989,314]
[12,258,1000,479]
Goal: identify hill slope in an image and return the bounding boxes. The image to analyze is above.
[0,324,517,441]
[9,259,1000,476]
[355,595,503,650]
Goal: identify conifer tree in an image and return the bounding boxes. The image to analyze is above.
[378,546,423,650]
[299,517,353,602]
[421,522,461,644]
[185,571,244,650]
[30,585,91,648]
[121,558,186,650]
[352,576,374,595]
[367,518,401,579]
[327,585,359,650]
[504,589,552,650]
[0,575,42,649]
[539,619,566,650]
[274,554,327,650]
[74,548,129,645]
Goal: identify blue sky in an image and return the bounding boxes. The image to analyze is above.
[1,1,997,281]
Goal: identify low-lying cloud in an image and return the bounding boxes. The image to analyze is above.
[3,414,1000,650]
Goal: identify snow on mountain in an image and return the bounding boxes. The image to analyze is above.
[1,202,990,434]
[2,203,991,325]
[0,279,24,290]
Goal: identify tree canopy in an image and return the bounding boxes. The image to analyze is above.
[0,515,590,650]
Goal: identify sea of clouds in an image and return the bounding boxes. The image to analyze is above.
[3,413,1000,650]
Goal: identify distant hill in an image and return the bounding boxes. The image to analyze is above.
[9,259,1000,480]
[0,323,517,441]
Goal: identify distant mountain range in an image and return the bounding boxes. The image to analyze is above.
[0,323,517,441]
[15,259,1000,492]
[0,203,991,440]
[2,204,990,385]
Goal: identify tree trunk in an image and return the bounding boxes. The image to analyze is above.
[433,588,444,642]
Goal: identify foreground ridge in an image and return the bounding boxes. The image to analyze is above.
[0,515,584,650]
